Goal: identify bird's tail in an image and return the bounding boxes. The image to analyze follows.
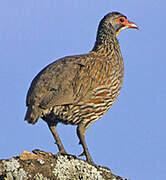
[25,105,41,124]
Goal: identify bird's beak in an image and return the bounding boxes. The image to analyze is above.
[126,20,139,29]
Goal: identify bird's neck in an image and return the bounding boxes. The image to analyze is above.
[91,24,120,56]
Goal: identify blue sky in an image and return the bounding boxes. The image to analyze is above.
[0,1,165,179]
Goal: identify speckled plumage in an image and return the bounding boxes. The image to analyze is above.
[25,12,138,164]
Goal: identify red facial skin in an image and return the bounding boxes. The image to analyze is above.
[114,16,138,29]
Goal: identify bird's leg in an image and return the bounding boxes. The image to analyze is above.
[47,122,67,155]
[77,124,94,164]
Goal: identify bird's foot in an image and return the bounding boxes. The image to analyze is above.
[86,157,96,166]
[78,151,96,166]
[57,149,67,155]
[57,151,77,160]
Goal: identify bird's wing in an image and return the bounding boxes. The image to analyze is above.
[26,56,86,109]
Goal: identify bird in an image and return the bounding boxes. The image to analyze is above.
[25,12,138,165]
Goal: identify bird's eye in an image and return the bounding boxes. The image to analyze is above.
[119,18,124,22]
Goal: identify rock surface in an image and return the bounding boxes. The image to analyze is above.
[0,150,129,180]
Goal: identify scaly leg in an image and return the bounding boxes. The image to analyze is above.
[47,122,67,154]
[77,123,94,164]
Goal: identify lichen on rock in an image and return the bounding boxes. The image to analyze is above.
[0,150,129,180]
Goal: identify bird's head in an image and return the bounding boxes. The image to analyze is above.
[101,12,138,36]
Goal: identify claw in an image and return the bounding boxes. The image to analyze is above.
[78,151,85,157]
